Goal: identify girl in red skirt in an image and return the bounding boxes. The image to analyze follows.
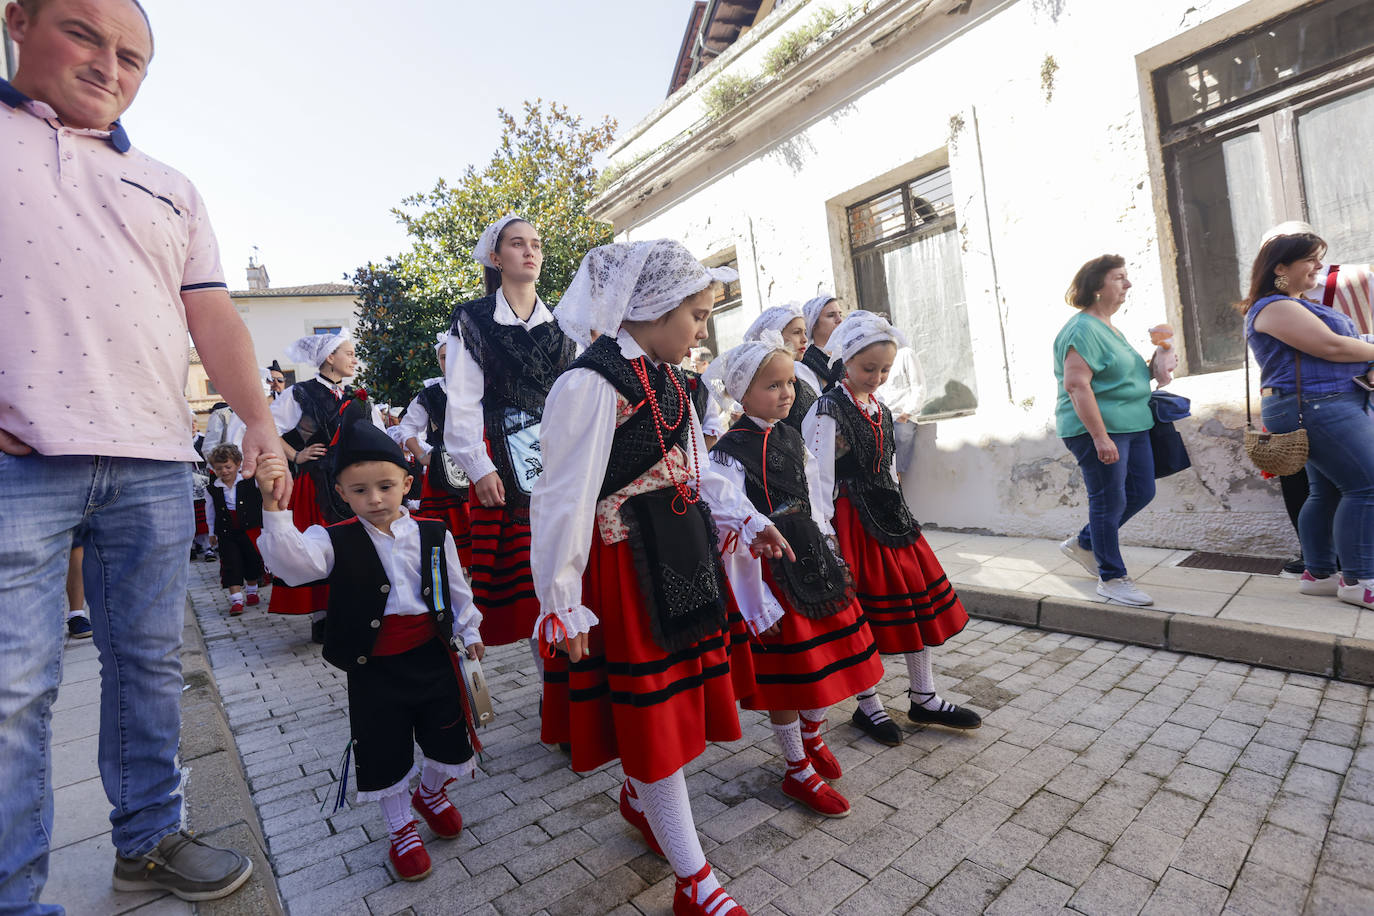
[399,334,473,568]
[802,311,982,744]
[707,335,885,819]
[532,240,792,916]
[444,215,577,661]
[270,330,384,638]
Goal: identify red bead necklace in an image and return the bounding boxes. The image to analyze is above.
[843,380,885,474]
[631,357,701,515]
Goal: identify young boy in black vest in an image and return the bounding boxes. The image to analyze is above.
[254,421,485,882]
[206,444,266,615]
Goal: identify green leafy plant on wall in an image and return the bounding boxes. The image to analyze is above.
[761,6,838,77]
[703,72,759,119]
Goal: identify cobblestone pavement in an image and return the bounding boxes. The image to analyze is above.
[186,560,1374,916]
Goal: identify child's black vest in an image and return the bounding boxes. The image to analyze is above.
[815,388,919,547]
[208,480,263,536]
[712,417,853,618]
[569,336,728,652]
[449,295,577,516]
[321,517,455,673]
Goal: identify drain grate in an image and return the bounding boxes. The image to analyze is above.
[1176,551,1287,576]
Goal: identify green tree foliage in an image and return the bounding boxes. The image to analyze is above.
[354,101,618,406]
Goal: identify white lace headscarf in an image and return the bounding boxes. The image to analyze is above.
[472,213,529,270]
[744,304,804,343]
[802,294,837,337]
[434,330,447,356]
[285,327,351,368]
[1260,220,1317,246]
[824,310,906,365]
[557,239,739,347]
[703,331,792,404]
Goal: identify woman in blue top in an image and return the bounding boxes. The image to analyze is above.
[1244,230,1374,610]
[1053,255,1175,607]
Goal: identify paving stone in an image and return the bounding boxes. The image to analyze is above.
[1067,796,1138,845]
[1140,868,1228,916]
[891,827,974,887]
[967,822,1048,879]
[1069,861,1155,916]
[1008,790,1081,837]
[1222,861,1309,916]
[920,860,1008,916]
[1029,829,1107,887]
[985,868,1073,915]
[1315,833,1374,890]
[768,860,867,916]
[1104,820,1183,882]
[831,865,929,916]
[1174,826,1249,887]
[1304,874,1374,916]
[1296,739,1355,773]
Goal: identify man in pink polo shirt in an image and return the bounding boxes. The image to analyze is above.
[0,0,291,908]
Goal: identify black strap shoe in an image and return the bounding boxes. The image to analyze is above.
[908,691,982,730]
[850,706,901,746]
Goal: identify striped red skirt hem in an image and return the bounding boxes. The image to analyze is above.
[269,471,329,615]
[833,495,968,654]
[540,534,745,782]
[416,470,472,569]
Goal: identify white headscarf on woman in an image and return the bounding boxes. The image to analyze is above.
[744,304,803,343]
[823,310,907,366]
[285,327,351,369]
[471,213,528,270]
[703,331,792,405]
[802,294,836,337]
[556,239,738,348]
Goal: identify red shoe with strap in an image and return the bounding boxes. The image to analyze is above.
[388,820,431,881]
[799,715,841,780]
[245,592,260,606]
[673,863,747,916]
[781,761,851,818]
[412,780,463,839]
[619,780,665,857]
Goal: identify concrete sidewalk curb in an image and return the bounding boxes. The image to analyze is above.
[961,584,1374,685]
[180,601,286,916]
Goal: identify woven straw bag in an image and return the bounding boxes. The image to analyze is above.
[1243,346,1308,476]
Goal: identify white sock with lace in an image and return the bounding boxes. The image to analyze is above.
[417,759,454,814]
[800,708,828,737]
[772,720,817,783]
[905,649,953,711]
[855,689,891,723]
[378,789,413,835]
[629,770,723,906]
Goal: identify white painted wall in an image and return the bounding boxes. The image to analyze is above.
[230,293,362,383]
[598,0,1322,556]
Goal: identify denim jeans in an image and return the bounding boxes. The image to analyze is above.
[0,454,192,914]
[1063,430,1156,581]
[1262,390,1374,580]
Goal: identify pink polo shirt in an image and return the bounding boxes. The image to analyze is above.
[0,80,225,461]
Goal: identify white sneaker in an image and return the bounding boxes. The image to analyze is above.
[1097,577,1153,606]
[1059,537,1098,576]
[1337,579,1374,610]
[1298,571,1340,597]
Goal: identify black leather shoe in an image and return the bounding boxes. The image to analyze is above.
[850,707,901,746]
[310,617,326,645]
[907,700,982,730]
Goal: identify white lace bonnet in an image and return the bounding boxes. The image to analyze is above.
[703,330,793,403]
[824,310,906,365]
[744,304,804,343]
[557,239,738,347]
[472,213,529,270]
[802,294,837,336]
[285,327,351,368]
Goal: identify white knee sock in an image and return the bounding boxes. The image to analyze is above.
[800,708,829,734]
[378,789,413,835]
[629,770,723,904]
[417,759,455,814]
[855,689,891,723]
[772,720,817,781]
[245,583,259,596]
[905,649,953,711]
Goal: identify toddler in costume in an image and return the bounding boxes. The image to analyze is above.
[803,311,982,743]
[205,444,266,615]
[255,420,485,882]
[706,334,885,819]
[532,240,792,916]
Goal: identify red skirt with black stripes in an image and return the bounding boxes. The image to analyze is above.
[415,469,472,569]
[467,504,539,647]
[540,532,749,782]
[268,471,330,615]
[740,564,885,711]
[193,497,209,536]
[833,495,968,654]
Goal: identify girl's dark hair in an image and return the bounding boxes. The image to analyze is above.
[482,219,534,297]
[1236,232,1327,312]
[1065,255,1126,308]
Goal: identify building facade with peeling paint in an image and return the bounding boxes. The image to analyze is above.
[589,0,1374,556]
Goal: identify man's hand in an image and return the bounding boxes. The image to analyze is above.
[465,642,486,661]
[0,429,33,456]
[255,454,290,511]
[749,524,795,562]
[474,471,505,507]
[241,422,292,505]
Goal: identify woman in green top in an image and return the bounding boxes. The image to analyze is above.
[1053,255,1175,606]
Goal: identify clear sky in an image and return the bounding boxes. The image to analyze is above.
[128,0,692,290]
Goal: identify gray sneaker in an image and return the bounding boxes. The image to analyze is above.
[1096,577,1153,606]
[1059,537,1098,576]
[113,831,252,902]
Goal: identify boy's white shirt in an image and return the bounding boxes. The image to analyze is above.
[257,506,482,647]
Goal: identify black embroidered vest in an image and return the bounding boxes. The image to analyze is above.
[208,480,263,536]
[415,383,447,449]
[450,296,577,514]
[322,517,454,673]
[802,344,846,392]
[784,372,819,432]
[712,418,854,617]
[815,388,919,547]
[283,378,349,454]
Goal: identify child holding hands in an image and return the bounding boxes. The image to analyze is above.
[254,420,485,883]
[205,444,266,615]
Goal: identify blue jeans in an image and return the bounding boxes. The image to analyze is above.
[1063,430,1156,581]
[1262,390,1374,580]
[0,455,192,914]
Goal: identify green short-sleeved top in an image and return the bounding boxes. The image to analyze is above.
[1053,311,1153,438]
